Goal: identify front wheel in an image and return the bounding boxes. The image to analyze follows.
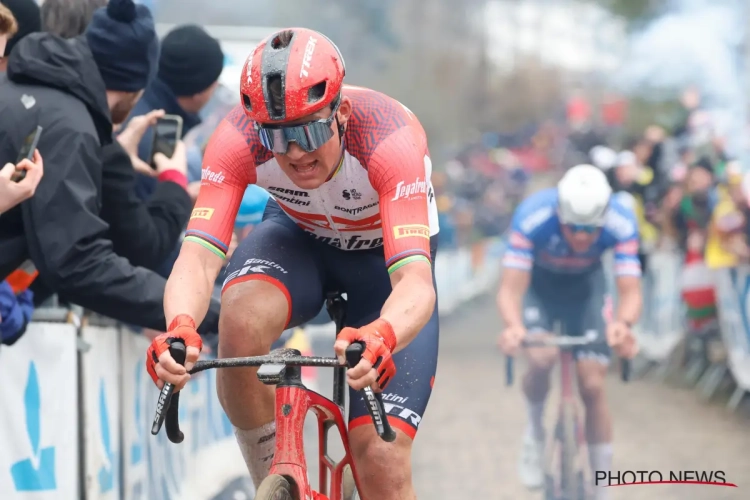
[255,474,294,500]
[559,403,580,500]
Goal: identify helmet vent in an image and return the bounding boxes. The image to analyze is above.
[266,73,285,119]
[242,94,252,112]
[271,30,294,50]
[307,82,326,103]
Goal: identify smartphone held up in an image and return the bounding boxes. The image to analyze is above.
[12,126,43,182]
[149,115,183,169]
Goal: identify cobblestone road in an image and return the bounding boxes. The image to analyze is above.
[219,295,750,499]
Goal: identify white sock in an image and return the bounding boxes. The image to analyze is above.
[526,400,546,440]
[589,443,613,500]
[234,422,276,488]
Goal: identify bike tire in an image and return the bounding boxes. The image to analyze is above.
[342,464,360,500]
[559,402,580,500]
[255,474,295,500]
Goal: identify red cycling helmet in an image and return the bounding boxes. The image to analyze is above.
[241,28,346,124]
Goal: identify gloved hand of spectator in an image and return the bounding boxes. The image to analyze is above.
[0,151,44,214]
[116,109,166,176]
[0,281,35,346]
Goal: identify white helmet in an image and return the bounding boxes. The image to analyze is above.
[557,164,612,226]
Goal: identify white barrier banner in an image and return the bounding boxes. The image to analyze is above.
[0,323,78,499]
[81,326,122,500]
[715,267,750,390]
[120,331,252,500]
[637,252,685,361]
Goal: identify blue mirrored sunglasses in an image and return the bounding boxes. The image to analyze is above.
[564,223,600,234]
[255,98,341,154]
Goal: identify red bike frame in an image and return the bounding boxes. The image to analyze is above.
[271,383,360,500]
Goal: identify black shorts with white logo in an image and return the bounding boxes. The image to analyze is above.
[222,199,439,439]
[523,266,611,364]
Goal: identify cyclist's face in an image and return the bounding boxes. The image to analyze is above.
[274,97,352,190]
[561,224,600,253]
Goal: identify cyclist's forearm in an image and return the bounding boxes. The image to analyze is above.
[615,278,642,325]
[381,265,435,353]
[164,248,221,327]
[498,287,525,327]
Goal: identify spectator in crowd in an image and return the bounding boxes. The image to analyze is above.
[41,0,106,38]
[0,2,17,56]
[101,109,193,269]
[0,0,40,71]
[0,0,219,333]
[129,24,224,202]
[0,151,43,214]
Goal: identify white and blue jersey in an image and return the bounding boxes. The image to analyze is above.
[503,188,641,279]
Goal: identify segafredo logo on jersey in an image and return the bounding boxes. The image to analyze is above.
[392,177,428,202]
[300,36,318,78]
[201,166,225,185]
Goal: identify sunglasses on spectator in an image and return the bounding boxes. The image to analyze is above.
[255,97,341,154]
[564,223,600,234]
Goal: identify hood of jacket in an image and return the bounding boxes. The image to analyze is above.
[7,33,112,144]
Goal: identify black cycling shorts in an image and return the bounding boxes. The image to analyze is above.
[523,266,611,364]
[222,200,440,439]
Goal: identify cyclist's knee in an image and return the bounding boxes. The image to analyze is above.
[349,425,413,491]
[219,279,289,357]
[576,361,607,404]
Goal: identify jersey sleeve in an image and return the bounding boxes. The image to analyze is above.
[184,118,255,259]
[609,207,642,277]
[368,126,432,274]
[503,207,536,271]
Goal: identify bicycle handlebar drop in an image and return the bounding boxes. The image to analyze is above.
[504,336,631,387]
[151,340,397,444]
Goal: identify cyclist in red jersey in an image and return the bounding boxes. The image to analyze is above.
[146,28,439,498]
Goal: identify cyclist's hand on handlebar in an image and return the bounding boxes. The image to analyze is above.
[334,318,397,392]
[146,314,203,391]
[606,321,638,359]
[498,324,526,356]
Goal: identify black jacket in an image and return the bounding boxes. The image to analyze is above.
[100,141,192,269]
[0,34,219,334]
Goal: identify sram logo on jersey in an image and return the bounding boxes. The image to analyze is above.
[201,167,225,185]
[190,208,214,220]
[393,224,429,240]
[391,177,428,202]
[268,186,310,206]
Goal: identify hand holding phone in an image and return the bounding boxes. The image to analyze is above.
[12,126,43,182]
[1,149,44,213]
[150,115,183,168]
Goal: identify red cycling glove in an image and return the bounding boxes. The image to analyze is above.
[146,314,203,385]
[338,318,398,390]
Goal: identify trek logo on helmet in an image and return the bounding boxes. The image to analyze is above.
[300,35,318,78]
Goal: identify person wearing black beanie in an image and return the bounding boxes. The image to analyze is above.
[0,0,41,71]
[127,24,224,203]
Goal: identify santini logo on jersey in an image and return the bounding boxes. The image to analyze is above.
[392,177,428,201]
[202,167,225,185]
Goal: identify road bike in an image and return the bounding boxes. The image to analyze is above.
[151,292,393,500]
[506,326,631,500]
